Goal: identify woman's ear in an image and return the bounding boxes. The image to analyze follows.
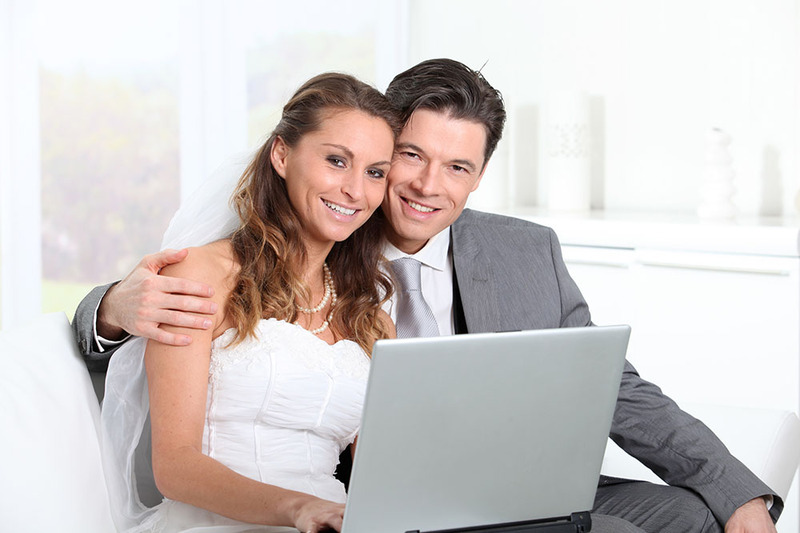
[270,136,289,179]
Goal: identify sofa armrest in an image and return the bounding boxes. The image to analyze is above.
[0,312,116,532]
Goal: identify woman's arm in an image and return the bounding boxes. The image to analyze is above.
[145,243,345,532]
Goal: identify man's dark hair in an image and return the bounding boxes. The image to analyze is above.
[385,58,507,168]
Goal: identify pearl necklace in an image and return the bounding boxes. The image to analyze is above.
[295,263,338,336]
[296,263,333,314]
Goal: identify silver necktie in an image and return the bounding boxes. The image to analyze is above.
[390,257,440,338]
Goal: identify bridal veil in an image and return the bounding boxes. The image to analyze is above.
[99,151,253,532]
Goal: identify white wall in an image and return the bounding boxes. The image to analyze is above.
[407,0,800,217]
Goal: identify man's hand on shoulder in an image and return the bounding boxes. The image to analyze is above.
[97,249,217,346]
[725,497,776,533]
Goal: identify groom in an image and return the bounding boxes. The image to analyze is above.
[73,59,779,533]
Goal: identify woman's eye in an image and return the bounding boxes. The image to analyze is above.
[327,156,346,168]
[366,169,385,179]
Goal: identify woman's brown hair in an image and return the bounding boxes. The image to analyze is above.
[227,73,400,353]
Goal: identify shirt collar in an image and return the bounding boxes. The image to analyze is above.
[382,226,451,272]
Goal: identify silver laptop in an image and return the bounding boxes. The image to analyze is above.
[341,325,631,533]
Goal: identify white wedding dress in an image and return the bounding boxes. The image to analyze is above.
[101,152,372,532]
[132,318,370,533]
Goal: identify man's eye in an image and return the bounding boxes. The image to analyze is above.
[327,156,346,167]
[402,151,420,160]
[451,165,466,173]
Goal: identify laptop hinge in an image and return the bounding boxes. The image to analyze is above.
[406,511,592,533]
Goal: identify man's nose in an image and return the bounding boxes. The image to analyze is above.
[412,165,439,196]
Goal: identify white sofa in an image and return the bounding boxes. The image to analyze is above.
[0,312,115,532]
[1,313,799,532]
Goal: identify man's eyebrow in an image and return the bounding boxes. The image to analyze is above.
[395,142,477,172]
[395,142,426,156]
[323,143,354,160]
[451,158,477,173]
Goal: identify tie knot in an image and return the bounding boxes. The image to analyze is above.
[390,257,423,292]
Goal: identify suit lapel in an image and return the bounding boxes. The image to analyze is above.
[450,214,501,333]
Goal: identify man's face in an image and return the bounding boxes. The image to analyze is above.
[382,109,487,254]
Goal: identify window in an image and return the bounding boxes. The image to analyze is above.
[242,1,390,144]
[37,0,181,321]
[1,0,406,327]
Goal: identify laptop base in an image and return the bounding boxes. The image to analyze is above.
[406,512,592,533]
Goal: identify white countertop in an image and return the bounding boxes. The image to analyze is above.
[495,208,800,257]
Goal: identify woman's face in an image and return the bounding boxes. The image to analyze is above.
[271,108,394,252]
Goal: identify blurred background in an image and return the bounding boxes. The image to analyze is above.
[1,0,799,326]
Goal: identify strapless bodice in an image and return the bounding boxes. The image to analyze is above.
[203,318,370,503]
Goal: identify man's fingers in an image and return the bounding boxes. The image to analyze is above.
[152,273,215,299]
[145,325,193,347]
[155,308,214,330]
[153,292,218,317]
[144,248,190,273]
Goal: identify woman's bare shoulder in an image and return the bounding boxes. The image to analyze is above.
[160,239,238,292]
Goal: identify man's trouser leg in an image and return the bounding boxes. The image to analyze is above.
[593,479,722,533]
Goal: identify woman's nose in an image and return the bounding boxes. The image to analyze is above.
[341,170,365,200]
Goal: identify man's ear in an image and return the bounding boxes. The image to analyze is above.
[470,162,489,192]
[270,136,289,179]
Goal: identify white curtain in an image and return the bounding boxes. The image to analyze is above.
[0,0,41,328]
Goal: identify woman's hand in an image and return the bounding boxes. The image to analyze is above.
[292,496,346,533]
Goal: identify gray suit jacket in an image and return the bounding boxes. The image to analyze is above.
[450,209,781,525]
[73,208,781,524]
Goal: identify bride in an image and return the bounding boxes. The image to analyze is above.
[101,72,397,533]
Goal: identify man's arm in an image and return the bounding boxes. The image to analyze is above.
[73,282,120,371]
[545,223,780,529]
[611,363,781,526]
[72,249,217,370]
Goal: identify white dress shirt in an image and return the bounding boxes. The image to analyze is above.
[93,297,129,352]
[382,226,455,337]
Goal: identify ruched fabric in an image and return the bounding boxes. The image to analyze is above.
[203,319,369,505]
[107,318,369,533]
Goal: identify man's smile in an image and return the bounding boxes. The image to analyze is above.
[402,197,439,214]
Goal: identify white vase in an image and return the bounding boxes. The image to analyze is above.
[697,128,737,220]
[545,91,591,212]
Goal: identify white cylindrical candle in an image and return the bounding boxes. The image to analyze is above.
[545,91,591,212]
[697,128,736,220]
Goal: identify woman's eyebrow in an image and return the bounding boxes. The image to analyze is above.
[322,143,354,159]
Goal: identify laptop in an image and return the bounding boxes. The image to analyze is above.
[341,325,631,533]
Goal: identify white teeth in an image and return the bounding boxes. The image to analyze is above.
[323,200,356,216]
[407,200,436,213]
